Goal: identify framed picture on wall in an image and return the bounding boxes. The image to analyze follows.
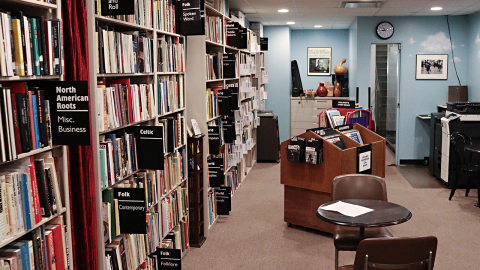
[308,47,332,76]
[416,54,448,80]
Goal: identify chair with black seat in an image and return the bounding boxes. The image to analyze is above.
[332,174,393,270]
[449,132,480,201]
[338,236,438,270]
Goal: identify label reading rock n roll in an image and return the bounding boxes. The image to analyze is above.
[101,0,135,16]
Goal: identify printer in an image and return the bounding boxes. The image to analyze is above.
[440,102,480,185]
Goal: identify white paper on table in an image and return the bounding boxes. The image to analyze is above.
[320,201,374,217]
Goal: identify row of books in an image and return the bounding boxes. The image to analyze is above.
[95,0,154,28]
[0,156,63,241]
[0,82,52,162]
[205,15,223,44]
[158,113,186,154]
[207,189,217,226]
[95,26,153,74]
[206,52,223,80]
[159,150,185,196]
[161,222,189,254]
[206,87,220,120]
[0,13,63,77]
[226,166,240,195]
[157,75,184,115]
[155,0,177,33]
[206,0,229,16]
[0,217,68,270]
[97,78,155,132]
[160,186,188,240]
[158,36,185,73]
[99,132,137,187]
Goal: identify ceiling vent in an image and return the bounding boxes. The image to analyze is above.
[341,1,386,8]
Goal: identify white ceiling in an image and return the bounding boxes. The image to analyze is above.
[228,0,480,29]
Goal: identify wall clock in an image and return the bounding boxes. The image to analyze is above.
[376,21,394,40]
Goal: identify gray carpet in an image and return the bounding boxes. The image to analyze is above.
[183,151,480,269]
[397,164,445,189]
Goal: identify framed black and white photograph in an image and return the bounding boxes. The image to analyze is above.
[308,47,332,76]
[416,54,448,80]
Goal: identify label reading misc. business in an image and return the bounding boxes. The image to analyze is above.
[101,0,135,16]
[43,81,91,146]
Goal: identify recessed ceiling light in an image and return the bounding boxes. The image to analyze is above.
[314,25,323,28]
[431,7,443,11]
[278,9,289,13]
[286,22,295,25]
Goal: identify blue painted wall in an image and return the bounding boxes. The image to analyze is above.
[468,12,480,101]
[290,30,350,90]
[264,26,291,142]
[356,16,469,162]
[349,19,358,98]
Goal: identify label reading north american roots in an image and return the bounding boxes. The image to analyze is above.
[43,81,91,145]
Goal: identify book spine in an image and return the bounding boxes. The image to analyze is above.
[51,20,60,75]
[27,91,36,150]
[11,18,25,76]
[29,18,41,75]
[29,163,42,223]
[37,90,48,147]
[11,94,23,155]
[20,174,32,230]
[31,94,41,149]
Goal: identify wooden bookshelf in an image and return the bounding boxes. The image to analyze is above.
[0,0,75,268]
[87,1,189,269]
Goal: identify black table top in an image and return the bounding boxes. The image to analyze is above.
[465,144,480,153]
[316,199,412,228]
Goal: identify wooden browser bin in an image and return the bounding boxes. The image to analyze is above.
[281,127,386,234]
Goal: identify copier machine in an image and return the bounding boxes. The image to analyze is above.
[439,102,480,186]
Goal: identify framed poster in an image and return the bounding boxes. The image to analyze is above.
[416,54,448,80]
[308,47,332,76]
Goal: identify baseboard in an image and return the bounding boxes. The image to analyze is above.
[399,159,424,165]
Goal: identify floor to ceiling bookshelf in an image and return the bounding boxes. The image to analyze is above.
[185,3,262,238]
[86,1,190,269]
[0,0,74,269]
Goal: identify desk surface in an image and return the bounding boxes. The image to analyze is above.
[316,199,412,228]
[417,114,431,120]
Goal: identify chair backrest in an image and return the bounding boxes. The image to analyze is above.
[332,174,387,201]
[450,132,472,168]
[352,236,438,270]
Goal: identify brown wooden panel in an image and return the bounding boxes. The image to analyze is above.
[341,147,358,175]
[284,186,335,234]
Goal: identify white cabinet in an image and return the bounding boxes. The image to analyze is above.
[290,97,349,137]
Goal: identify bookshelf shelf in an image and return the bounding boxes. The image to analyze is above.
[206,40,224,47]
[0,145,61,166]
[0,208,67,249]
[206,79,224,82]
[95,15,154,31]
[99,117,157,135]
[0,75,61,82]
[225,77,240,80]
[205,4,225,17]
[160,178,187,200]
[157,72,185,75]
[225,45,239,51]
[101,169,143,191]
[158,107,186,118]
[156,29,181,37]
[97,73,155,77]
[207,116,221,122]
[3,0,57,9]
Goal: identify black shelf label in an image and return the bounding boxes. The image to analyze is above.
[177,0,205,36]
[215,187,231,215]
[42,81,91,146]
[333,100,355,109]
[208,157,223,187]
[208,126,221,155]
[101,0,135,16]
[260,37,268,51]
[130,126,165,170]
[357,144,372,174]
[156,248,182,269]
[113,188,147,234]
[226,22,240,48]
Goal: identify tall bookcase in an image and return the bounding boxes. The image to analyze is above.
[0,0,74,268]
[185,3,260,238]
[255,51,268,111]
[86,1,190,269]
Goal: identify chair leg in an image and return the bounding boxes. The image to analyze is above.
[335,248,339,270]
[466,173,473,197]
[449,171,460,200]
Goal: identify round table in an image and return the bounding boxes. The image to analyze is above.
[317,199,412,238]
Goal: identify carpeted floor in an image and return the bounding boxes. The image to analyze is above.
[183,151,480,269]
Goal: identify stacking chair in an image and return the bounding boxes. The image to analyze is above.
[332,174,393,270]
[339,236,438,270]
[449,132,480,201]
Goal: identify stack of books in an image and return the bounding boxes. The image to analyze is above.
[158,36,185,73]
[0,83,53,162]
[95,27,153,74]
[97,78,155,132]
[206,52,223,80]
[206,87,220,119]
[155,0,177,33]
[158,113,186,153]
[0,13,63,77]
[159,151,185,195]
[157,75,184,115]
[205,15,223,44]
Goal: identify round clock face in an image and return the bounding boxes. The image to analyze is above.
[376,22,394,39]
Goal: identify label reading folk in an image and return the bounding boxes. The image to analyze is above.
[101,0,135,16]
[177,0,205,36]
[42,81,90,145]
[114,188,147,234]
[156,248,182,270]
